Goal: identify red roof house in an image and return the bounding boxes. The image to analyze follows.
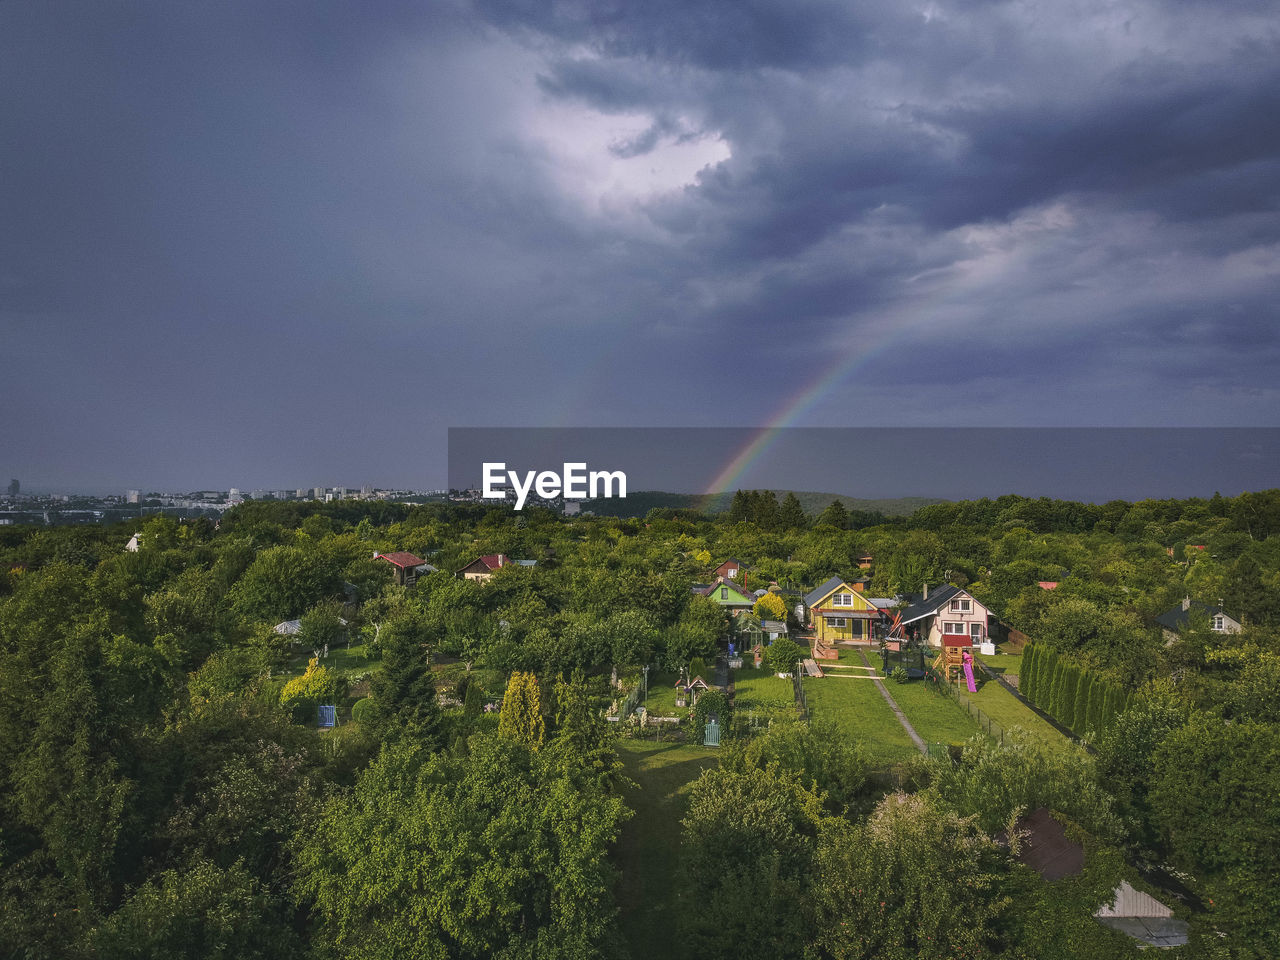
[374,551,433,587]
[456,553,510,582]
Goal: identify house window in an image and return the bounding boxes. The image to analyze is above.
[833,592,853,606]
[970,622,982,640]
[727,568,737,578]
[943,622,965,634]
[721,587,728,600]
[830,618,848,628]
[949,598,971,612]
[1213,615,1225,632]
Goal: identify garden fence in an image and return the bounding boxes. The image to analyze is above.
[791,661,809,721]
[923,661,1008,746]
[617,678,644,722]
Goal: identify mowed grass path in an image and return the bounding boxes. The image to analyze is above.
[614,739,720,958]
[802,675,918,764]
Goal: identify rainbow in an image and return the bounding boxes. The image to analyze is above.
[698,256,991,511]
[697,339,891,513]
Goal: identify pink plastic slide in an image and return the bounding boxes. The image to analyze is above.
[962,662,976,693]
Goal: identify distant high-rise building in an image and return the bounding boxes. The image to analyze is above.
[6,479,18,498]
[126,489,141,504]
[361,485,373,497]
[228,488,241,500]
[313,487,325,500]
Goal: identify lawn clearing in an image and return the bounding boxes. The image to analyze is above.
[614,739,720,959]
[961,675,1069,749]
[641,670,690,718]
[732,666,795,721]
[802,675,919,765]
[887,678,983,746]
[976,652,1023,677]
[810,644,869,667]
[283,642,380,679]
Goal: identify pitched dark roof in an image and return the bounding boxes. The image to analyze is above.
[899,584,964,625]
[998,807,1084,882]
[1154,600,1232,633]
[804,576,846,608]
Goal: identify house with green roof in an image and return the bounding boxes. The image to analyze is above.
[695,576,755,611]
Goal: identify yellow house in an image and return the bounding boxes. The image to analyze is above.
[804,576,880,643]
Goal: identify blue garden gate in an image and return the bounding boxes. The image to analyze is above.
[704,718,721,746]
[317,704,336,728]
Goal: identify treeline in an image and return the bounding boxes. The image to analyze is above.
[907,489,1280,540]
[725,489,891,531]
[1021,644,1132,739]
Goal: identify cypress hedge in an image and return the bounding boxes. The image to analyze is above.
[1022,644,1039,701]
[1019,643,1128,738]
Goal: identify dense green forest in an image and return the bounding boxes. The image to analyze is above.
[1,489,1277,958]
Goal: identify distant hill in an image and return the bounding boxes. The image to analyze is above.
[581,490,947,519]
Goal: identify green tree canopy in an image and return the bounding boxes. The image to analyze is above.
[292,736,629,960]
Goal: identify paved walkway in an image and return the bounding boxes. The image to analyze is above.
[857,648,927,754]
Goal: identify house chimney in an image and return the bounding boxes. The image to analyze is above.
[923,583,928,600]
[373,551,379,559]
[1181,596,1190,611]
[1218,598,1224,610]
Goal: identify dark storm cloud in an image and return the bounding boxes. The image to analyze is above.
[2,0,1278,492]
[485,0,1280,396]
[474,0,909,72]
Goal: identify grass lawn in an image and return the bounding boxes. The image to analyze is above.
[888,678,983,746]
[976,652,1023,677]
[802,675,919,765]
[732,667,795,720]
[823,645,873,666]
[962,675,1070,749]
[614,739,720,958]
[641,670,690,718]
[283,642,380,679]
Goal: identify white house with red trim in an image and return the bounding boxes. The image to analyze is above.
[899,584,991,648]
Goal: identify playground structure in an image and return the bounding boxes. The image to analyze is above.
[933,636,978,692]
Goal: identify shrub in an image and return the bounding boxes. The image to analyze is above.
[753,591,788,622]
[463,680,485,720]
[890,666,910,684]
[766,638,802,674]
[279,657,344,723]
[351,697,374,724]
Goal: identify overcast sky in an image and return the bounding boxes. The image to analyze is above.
[3,0,1278,493]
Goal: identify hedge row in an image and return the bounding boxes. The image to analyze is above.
[1020,643,1130,739]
